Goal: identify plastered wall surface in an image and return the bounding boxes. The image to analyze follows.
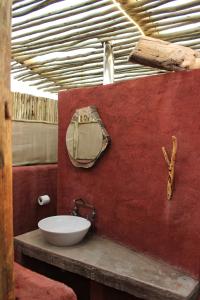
[13,165,57,236]
[58,69,200,279]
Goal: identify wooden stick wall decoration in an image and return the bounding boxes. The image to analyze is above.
[162,136,177,200]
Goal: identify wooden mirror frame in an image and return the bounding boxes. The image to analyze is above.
[66,106,110,168]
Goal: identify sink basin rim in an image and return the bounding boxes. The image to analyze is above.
[38,215,91,234]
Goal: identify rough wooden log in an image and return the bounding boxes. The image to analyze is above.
[129,36,200,71]
[0,1,14,299]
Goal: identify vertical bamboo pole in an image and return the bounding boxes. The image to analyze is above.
[0,1,14,300]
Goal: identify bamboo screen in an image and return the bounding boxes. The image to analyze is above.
[12,92,58,124]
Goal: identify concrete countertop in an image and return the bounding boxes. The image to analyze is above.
[15,230,199,300]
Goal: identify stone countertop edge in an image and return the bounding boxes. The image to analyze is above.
[14,230,200,300]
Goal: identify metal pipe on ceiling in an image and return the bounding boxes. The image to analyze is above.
[103,41,114,85]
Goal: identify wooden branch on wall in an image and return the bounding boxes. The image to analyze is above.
[0,0,14,299]
[162,136,178,200]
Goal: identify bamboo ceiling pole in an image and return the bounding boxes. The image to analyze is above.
[12,31,138,52]
[38,60,141,76]
[19,62,137,79]
[13,43,102,61]
[146,20,198,36]
[48,71,158,91]
[12,40,102,57]
[141,5,200,22]
[49,69,158,86]
[13,1,105,31]
[39,61,149,82]
[11,38,102,55]
[13,19,133,46]
[166,33,200,43]
[12,32,139,53]
[144,13,200,29]
[12,0,65,18]
[34,62,143,81]
[13,5,121,40]
[13,0,27,3]
[18,43,133,69]
[12,23,137,48]
[12,55,129,77]
[133,0,199,15]
[159,27,200,40]
[12,0,98,26]
[13,0,42,12]
[0,1,14,300]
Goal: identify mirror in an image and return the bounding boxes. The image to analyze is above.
[66,106,110,168]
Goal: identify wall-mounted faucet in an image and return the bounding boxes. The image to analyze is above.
[72,198,96,224]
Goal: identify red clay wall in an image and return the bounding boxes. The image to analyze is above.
[58,69,200,279]
[13,165,57,236]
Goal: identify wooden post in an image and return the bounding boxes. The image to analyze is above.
[0,1,14,300]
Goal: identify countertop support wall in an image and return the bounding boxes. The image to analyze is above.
[58,69,200,279]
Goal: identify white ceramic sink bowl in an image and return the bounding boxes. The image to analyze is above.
[38,215,91,246]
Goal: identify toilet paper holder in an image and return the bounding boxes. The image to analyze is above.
[38,195,50,206]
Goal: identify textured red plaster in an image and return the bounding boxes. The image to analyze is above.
[13,165,57,236]
[15,262,77,300]
[58,69,200,279]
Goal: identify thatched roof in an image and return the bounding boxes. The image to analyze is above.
[11,0,200,94]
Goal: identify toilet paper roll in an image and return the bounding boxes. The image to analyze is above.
[38,195,50,206]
